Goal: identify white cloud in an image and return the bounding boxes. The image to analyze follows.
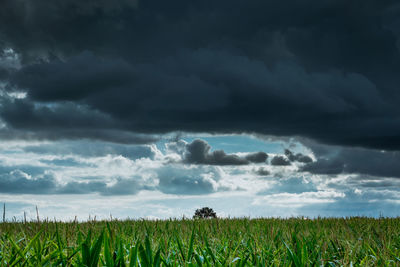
[1,135,400,219]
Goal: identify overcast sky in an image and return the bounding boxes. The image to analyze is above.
[1,0,400,220]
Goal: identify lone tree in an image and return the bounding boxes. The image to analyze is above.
[193,207,217,219]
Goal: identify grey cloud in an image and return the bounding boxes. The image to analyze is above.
[0,171,56,194]
[359,180,400,189]
[0,168,143,195]
[270,156,291,166]
[0,128,157,144]
[58,178,141,195]
[254,167,270,176]
[245,152,268,163]
[0,165,48,177]
[184,139,267,165]
[0,157,223,196]
[40,157,90,167]
[0,68,9,80]
[158,176,215,195]
[284,149,312,163]
[156,165,221,195]
[57,181,107,194]
[0,1,399,149]
[301,142,400,178]
[23,141,156,159]
[101,178,141,195]
[326,175,400,191]
[0,96,157,144]
[0,49,20,80]
[301,158,344,175]
[12,51,135,102]
[258,177,317,195]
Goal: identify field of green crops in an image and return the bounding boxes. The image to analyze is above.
[1,217,400,266]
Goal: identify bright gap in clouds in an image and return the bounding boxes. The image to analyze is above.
[1,134,400,221]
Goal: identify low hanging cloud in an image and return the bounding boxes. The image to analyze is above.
[270,155,291,166]
[0,98,158,144]
[158,175,216,195]
[0,139,233,196]
[0,169,143,196]
[183,139,268,165]
[155,164,223,195]
[58,178,142,196]
[300,144,400,178]
[284,149,313,163]
[0,170,56,194]
[257,176,317,195]
[23,141,157,160]
[254,167,270,176]
[0,1,399,150]
[3,135,400,218]
[245,152,269,163]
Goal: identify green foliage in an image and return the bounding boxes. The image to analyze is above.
[193,207,217,219]
[1,217,400,266]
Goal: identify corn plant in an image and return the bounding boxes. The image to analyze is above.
[1,217,400,266]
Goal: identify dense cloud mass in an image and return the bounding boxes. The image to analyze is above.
[184,139,268,165]
[254,167,270,176]
[0,0,399,149]
[157,166,218,195]
[0,171,56,194]
[300,142,400,178]
[271,156,291,166]
[1,136,400,219]
[284,149,313,163]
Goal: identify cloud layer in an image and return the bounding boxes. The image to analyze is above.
[1,135,400,219]
[184,139,268,165]
[0,0,399,149]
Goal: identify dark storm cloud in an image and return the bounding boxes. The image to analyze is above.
[284,149,313,163]
[254,167,270,176]
[0,125,157,144]
[184,139,267,165]
[0,128,157,144]
[184,139,247,165]
[300,142,400,178]
[245,152,268,163]
[325,175,400,191]
[270,156,291,166]
[12,51,134,102]
[0,0,400,149]
[0,67,10,80]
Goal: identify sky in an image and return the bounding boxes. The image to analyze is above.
[1,0,400,220]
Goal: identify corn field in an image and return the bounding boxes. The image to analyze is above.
[1,217,400,266]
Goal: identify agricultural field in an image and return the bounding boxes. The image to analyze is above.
[1,217,400,266]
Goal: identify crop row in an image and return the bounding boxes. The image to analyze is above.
[1,217,400,266]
